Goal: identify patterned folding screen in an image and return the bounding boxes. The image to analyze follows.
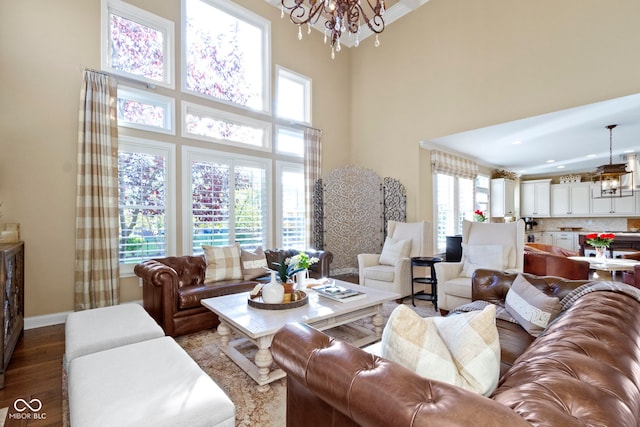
[316,166,406,275]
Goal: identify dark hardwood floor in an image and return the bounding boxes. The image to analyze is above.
[0,325,65,426]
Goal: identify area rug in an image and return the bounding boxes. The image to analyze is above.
[62,299,438,427]
[175,299,438,427]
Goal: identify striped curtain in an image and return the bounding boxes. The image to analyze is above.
[74,70,120,310]
[304,127,322,248]
[431,150,478,180]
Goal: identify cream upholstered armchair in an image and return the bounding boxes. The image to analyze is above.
[435,219,525,313]
[358,220,433,299]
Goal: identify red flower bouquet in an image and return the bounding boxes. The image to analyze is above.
[473,210,486,222]
[585,233,615,248]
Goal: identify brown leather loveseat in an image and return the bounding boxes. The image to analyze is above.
[272,269,640,426]
[134,248,332,336]
[524,243,590,280]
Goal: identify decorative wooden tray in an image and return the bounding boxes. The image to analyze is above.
[248,291,308,310]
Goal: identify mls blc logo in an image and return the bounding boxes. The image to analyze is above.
[10,398,46,420]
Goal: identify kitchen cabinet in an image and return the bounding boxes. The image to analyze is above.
[550,183,590,217]
[490,178,516,218]
[521,179,551,217]
[552,232,575,251]
[531,232,553,244]
[590,184,636,216]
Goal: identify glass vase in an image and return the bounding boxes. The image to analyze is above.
[594,246,607,261]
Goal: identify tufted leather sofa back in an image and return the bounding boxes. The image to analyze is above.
[156,255,206,288]
[272,270,640,425]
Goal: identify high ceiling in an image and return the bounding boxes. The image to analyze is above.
[423,93,640,178]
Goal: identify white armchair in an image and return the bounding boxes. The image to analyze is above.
[358,220,433,299]
[435,219,525,313]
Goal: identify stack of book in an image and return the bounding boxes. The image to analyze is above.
[312,283,366,303]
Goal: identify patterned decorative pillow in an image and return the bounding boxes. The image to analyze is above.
[202,244,243,283]
[240,246,269,280]
[381,304,500,396]
[379,237,411,266]
[505,274,562,337]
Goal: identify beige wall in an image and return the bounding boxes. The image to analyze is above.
[351,0,640,223]
[4,0,640,318]
[0,0,351,317]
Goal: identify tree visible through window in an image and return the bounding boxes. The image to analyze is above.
[118,150,167,263]
[190,158,266,252]
[184,0,265,111]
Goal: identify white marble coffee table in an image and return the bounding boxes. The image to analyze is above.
[201,280,399,392]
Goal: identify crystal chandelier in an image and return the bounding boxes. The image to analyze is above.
[280,0,386,59]
[593,124,633,198]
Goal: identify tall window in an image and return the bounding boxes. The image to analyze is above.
[184,147,270,253]
[183,0,270,112]
[435,174,475,253]
[118,138,175,274]
[104,0,313,270]
[431,151,479,254]
[277,162,305,249]
[475,174,490,215]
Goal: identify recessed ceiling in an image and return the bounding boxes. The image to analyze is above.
[423,93,640,178]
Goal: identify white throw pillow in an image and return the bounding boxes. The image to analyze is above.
[381,304,500,396]
[202,243,243,283]
[378,237,411,267]
[461,244,508,278]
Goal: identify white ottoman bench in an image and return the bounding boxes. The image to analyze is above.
[65,303,164,368]
[68,336,235,427]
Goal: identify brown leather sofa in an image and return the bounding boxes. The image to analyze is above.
[134,248,332,336]
[271,269,640,426]
[524,242,578,257]
[524,243,589,280]
[621,251,640,288]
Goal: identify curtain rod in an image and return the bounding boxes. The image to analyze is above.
[81,66,157,89]
[286,121,323,133]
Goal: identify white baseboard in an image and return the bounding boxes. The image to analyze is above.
[24,311,70,329]
[24,300,144,330]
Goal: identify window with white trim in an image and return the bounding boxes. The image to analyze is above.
[276,66,311,124]
[183,147,271,253]
[182,101,271,151]
[117,86,175,134]
[276,161,305,249]
[275,126,304,157]
[183,0,270,112]
[118,138,175,275]
[434,174,474,253]
[102,0,175,88]
[475,174,490,216]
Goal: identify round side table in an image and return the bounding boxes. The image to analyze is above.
[410,257,442,309]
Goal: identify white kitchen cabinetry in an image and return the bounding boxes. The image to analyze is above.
[491,178,516,218]
[550,183,590,217]
[590,184,636,216]
[520,179,551,217]
[552,232,575,251]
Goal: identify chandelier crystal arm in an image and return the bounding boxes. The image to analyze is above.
[281,0,386,55]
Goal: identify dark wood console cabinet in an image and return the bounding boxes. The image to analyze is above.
[0,242,24,388]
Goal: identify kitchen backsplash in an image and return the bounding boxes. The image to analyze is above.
[534,217,628,233]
